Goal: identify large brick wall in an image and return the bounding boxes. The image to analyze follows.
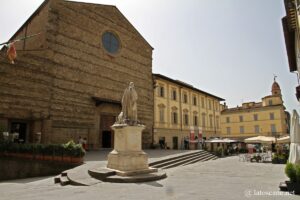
[0,0,154,148]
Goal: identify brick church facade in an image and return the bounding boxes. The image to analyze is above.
[0,0,154,148]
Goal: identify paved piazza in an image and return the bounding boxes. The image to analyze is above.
[0,151,298,200]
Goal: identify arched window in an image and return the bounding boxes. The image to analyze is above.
[216,116,219,129]
[202,113,206,128]
[183,109,189,126]
[171,106,178,124]
[193,111,198,126]
[158,104,165,122]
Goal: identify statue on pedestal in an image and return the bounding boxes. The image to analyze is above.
[116,82,138,125]
[88,81,166,182]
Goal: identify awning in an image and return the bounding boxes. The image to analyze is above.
[244,136,276,144]
[205,138,238,143]
[277,135,290,144]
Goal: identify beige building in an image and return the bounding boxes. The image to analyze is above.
[0,0,154,148]
[153,74,225,149]
[220,79,289,140]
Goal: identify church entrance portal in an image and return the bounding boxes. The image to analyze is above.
[100,115,115,148]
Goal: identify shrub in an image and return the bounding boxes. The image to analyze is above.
[0,141,11,153]
[63,140,85,157]
[272,153,288,164]
[216,146,223,157]
[285,163,297,183]
[0,140,85,158]
[295,164,300,183]
[0,125,6,142]
[239,148,248,153]
[19,144,33,154]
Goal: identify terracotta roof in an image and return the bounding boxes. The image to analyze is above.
[221,103,284,114]
[153,73,225,101]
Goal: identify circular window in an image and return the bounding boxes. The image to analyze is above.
[102,31,120,54]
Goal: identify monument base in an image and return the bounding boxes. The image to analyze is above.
[88,167,166,183]
[107,124,151,172]
[96,124,167,182]
[107,150,150,172]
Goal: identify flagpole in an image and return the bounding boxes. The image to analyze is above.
[0,32,42,46]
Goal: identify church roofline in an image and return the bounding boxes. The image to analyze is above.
[3,0,153,50]
[4,0,50,45]
[66,0,153,50]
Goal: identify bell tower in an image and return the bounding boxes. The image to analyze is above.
[272,75,282,96]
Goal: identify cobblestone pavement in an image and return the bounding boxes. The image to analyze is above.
[0,151,298,200]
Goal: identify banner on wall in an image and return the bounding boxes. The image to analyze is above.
[198,127,203,141]
[190,126,195,141]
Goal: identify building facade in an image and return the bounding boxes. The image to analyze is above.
[282,0,300,100]
[220,80,289,140]
[153,74,225,149]
[0,0,154,148]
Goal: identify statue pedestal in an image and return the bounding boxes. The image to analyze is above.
[107,124,154,175]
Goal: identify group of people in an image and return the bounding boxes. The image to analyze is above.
[159,137,166,149]
[78,136,88,151]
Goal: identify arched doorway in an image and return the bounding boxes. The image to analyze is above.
[100,115,115,148]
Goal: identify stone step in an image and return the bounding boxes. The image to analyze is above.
[67,169,102,186]
[182,154,217,166]
[279,182,288,191]
[203,155,218,161]
[54,176,61,184]
[149,150,203,167]
[150,151,207,168]
[88,168,116,180]
[61,171,68,177]
[60,176,70,186]
[161,153,214,169]
[104,170,167,183]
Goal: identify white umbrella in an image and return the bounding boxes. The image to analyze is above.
[288,110,300,164]
[205,138,224,143]
[205,138,238,143]
[277,135,290,144]
[222,138,238,143]
[244,136,276,144]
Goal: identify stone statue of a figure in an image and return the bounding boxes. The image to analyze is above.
[116,82,138,125]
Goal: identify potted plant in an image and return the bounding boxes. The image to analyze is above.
[52,144,64,161]
[285,163,300,194]
[250,155,262,162]
[272,153,288,164]
[63,140,77,162]
[216,146,223,157]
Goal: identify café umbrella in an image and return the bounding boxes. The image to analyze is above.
[277,135,290,144]
[288,110,300,164]
[244,136,276,144]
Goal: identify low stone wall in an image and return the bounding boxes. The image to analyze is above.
[0,157,80,181]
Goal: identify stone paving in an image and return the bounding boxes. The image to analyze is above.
[0,150,299,200]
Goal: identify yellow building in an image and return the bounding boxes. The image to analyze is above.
[153,74,225,149]
[220,79,289,140]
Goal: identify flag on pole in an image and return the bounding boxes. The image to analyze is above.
[7,42,17,64]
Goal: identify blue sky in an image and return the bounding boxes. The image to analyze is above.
[0,0,298,113]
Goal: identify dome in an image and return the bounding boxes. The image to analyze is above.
[272,81,280,90]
